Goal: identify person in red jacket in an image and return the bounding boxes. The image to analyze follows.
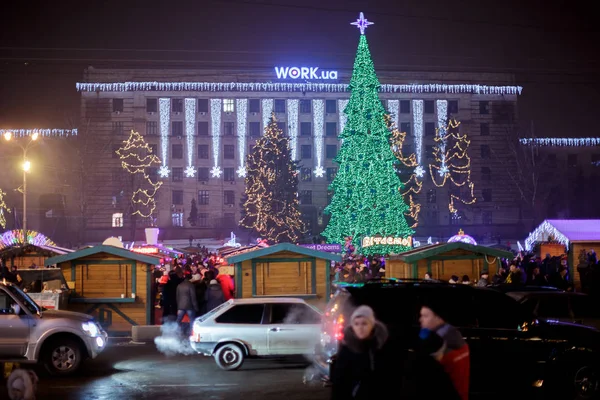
[419,302,470,400]
[215,268,235,301]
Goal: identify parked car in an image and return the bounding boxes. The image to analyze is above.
[190,298,322,370]
[506,291,600,330]
[0,281,108,375]
[310,279,600,400]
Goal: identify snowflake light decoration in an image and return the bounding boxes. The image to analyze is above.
[313,166,325,178]
[210,166,222,178]
[158,165,170,178]
[236,166,247,178]
[414,165,425,178]
[184,166,196,178]
[438,166,449,177]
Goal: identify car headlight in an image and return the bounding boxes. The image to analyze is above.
[82,321,100,337]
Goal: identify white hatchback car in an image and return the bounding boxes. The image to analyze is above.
[190,297,323,370]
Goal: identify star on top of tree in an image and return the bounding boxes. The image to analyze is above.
[351,12,373,35]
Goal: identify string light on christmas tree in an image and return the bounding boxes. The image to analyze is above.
[116,130,163,218]
[159,98,170,177]
[237,99,248,176]
[185,98,196,177]
[0,189,10,229]
[211,99,222,176]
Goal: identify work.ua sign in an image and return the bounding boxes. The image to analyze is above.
[275,66,338,80]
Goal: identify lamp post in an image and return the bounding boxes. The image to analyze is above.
[3,131,39,244]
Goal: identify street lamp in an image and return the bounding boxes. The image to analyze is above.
[3,131,40,244]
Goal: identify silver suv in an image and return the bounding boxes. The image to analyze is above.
[0,281,108,375]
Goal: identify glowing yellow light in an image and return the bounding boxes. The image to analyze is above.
[23,160,31,172]
[3,131,11,141]
[31,132,39,141]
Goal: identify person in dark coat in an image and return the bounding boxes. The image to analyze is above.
[205,279,225,312]
[176,275,199,325]
[331,305,395,400]
[162,267,184,322]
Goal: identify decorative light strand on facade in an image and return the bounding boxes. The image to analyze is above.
[184,98,196,178]
[313,99,325,177]
[519,138,600,147]
[525,220,570,251]
[236,99,248,177]
[287,99,299,160]
[387,100,399,126]
[210,99,222,178]
[412,100,424,167]
[436,100,448,174]
[0,129,77,137]
[76,82,523,95]
[261,99,273,131]
[158,98,171,178]
[338,99,349,134]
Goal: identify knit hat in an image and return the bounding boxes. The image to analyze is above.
[350,305,375,326]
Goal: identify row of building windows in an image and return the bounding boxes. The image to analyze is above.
[171,189,315,206]
[162,165,340,183]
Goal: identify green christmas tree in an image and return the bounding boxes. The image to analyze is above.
[322,14,414,255]
[240,114,305,243]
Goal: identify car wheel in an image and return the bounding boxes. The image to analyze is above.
[214,343,245,371]
[571,364,600,400]
[43,339,83,376]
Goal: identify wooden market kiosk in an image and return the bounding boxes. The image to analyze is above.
[224,243,342,302]
[386,242,513,281]
[44,245,161,333]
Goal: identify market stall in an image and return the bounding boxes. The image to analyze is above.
[18,269,70,310]
[386,241,513,281]
[224,242,342,302]
[45,244,160,332]
[0,229,72,269]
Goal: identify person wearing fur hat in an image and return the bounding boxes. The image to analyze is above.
[331,305,395,400]
[7,369,38,400]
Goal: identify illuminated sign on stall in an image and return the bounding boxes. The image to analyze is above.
[275,67,338,80]
[362,236,413,248]
[131,247,159,254]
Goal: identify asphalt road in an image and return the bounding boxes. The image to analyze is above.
[2,339,329,400]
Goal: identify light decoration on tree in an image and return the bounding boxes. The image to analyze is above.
[351,11,374,34]
[524,220,570,251]
[338,99,349,132]
[429,118,476,214]
[236,99,248,177]
[210,99,222,177]
[158,98,171,178]
[412,99,424,170]
[0,229,56,250]
[116,130,163,218]
[240,114,305,243]
[224,231,241,248]
[77,81,523,95]
[447,229,478,245]
[261,99,273,131]
[519,137,600,147]
[322,13,414,255]
[0,189,9,229]
[313,99,325,177]
[0,129,77,138]
[184,98,196,177]
[287,99,299,159]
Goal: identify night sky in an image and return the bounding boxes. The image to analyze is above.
[1,0,597,137]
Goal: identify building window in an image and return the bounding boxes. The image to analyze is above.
[326,122,337,137]
[112,99,124,113]
[424,145,433,159]
[481,167,491,182]
[172,190,184,205]
[172,167,183,182]
[223,121,235,136]
[197,99,208,113]
[400,122,411,135]
[300,100,311,113]
[479,101,490,115]
[112,121,124,135]
[146,121,158,136]
[223,99,234,113]
[301,145,312,159]
[325,100,337,113]
[403,144,413,156]
[198,121,209,136]
[197,167,209,181]
[198,190,209,205]
[198,213,209,228]
[147,167,158,181]
[301,168,312,182]
[223,213,235,227]
[482,189,492,202]
[146,99,157,113]
[427,211,438,225]
[249,122,261,137]
[568,154,578,167]
[172,99,184,113]
[425,122,435,136]
[224,190,235,205]
[172,212,184,227]
[112,213,123,228]
[480,123,490,136]
[249,99,260,113]
[224,167,235,182]
[482,211,492,225]
[172,144,183,159]
[274,99,286,113]
[481,144,491,159]
[424,100,435,114]
[448,100,459,115]
[172,121,184,136]
[400,100,410,114]
[326,144,337,159]
[149,144,158,157]
[300,190,312,205]
[198,144,209,159]
[327,167,337,182]
[300,122,312,136]
[224,144,235,159]
[276,122,287,135]
[427,189,436,203]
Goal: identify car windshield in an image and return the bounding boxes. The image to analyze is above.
[196,301,231,322]
[5,285,40,314]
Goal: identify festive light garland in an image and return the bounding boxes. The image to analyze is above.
[0,129,77,138]
[76,82,523,95]
[210,99,222,177]
[184,98,196,177]
[0,189,9,229]
[116,130,163,218]
[387,100,399,126]
[158,98,171,178]
[0,229,56,250]
[287,99,299,160]
[313,99,325,177]
[447,229,477,245]
[436,100,448,173]
[519,138,600,147]
[236,99,248,177]
[525,220,570,251]
[240,114,305,243]
[412,99,424,167]
[338,99,349,133]
[261,99,273,131]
